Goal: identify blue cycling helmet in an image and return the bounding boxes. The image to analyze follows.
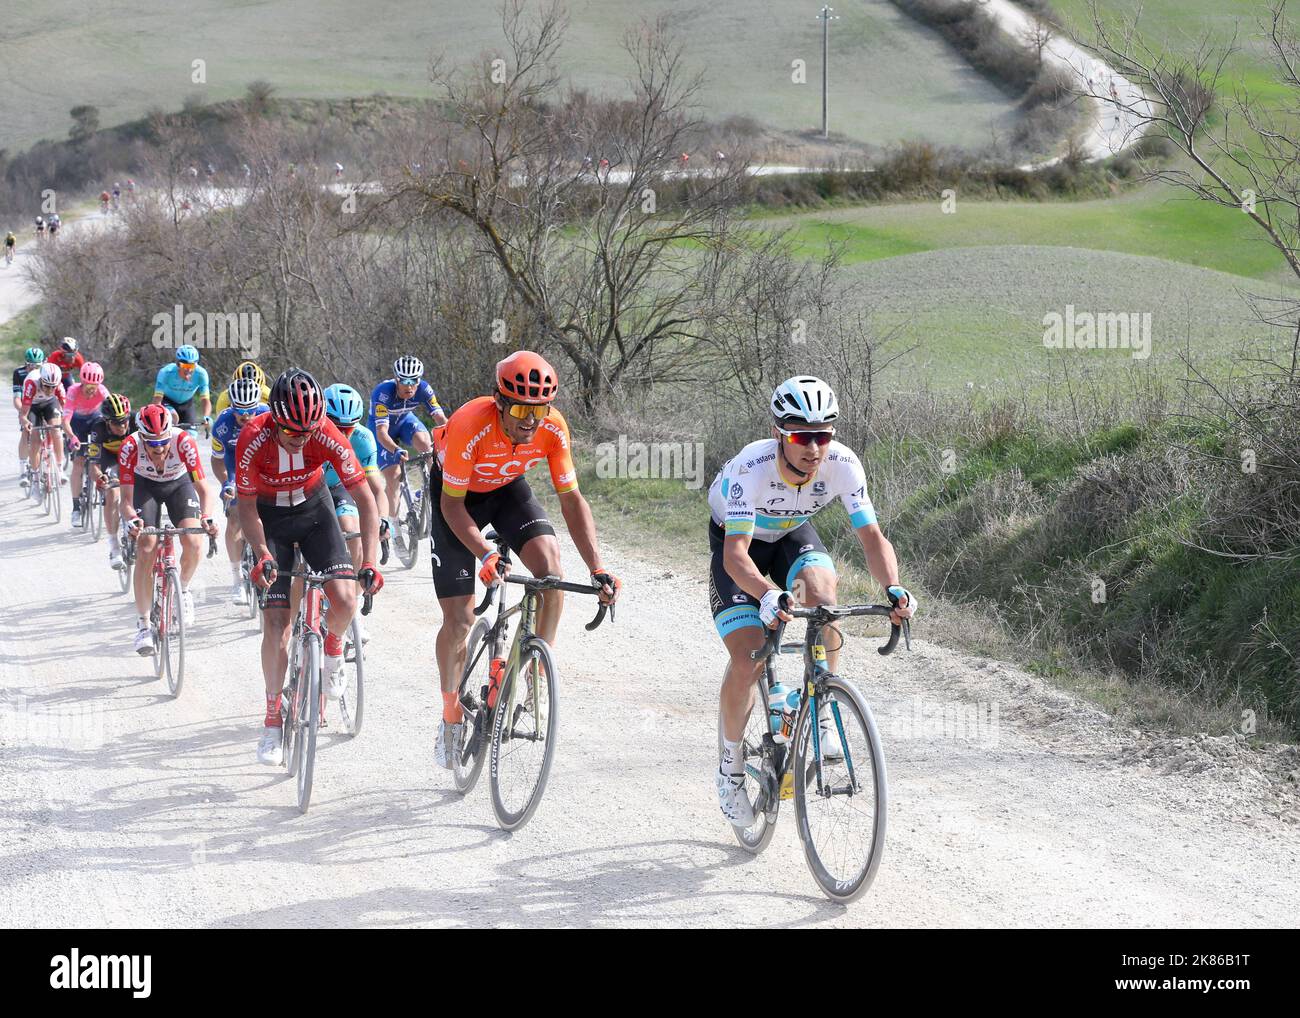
[323,383,366,426]
[176,345,200,364]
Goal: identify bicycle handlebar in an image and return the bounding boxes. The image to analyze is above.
[750,603,910,662]
[473,573,614,631]
[254,564,375,615]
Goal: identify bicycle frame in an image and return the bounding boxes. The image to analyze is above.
[751,604,907,802]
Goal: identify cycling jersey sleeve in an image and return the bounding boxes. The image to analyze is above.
[438,411,477,497]
[196,366,210,398]
[118,439,138,486]
[720,467,758,538]
[322,420,365,489]
[543,411,579,495]
[836,448,878,529]
[179,432,205,481]
[355,428,379,474]
[419,380,443,418]
[153,366,169,399]
[370,383,392,430]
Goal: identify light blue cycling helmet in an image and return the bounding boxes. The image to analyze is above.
[175,345,200,364]
[323,383,366,425]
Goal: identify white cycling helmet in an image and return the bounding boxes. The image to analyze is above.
[39,363,62,386]
[393,355,424,382]
[770,375,838,425]
[227,377,263,412]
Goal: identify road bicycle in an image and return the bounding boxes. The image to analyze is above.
[726,601,907,903]
[138,525,216,698]
[388,450,434,570]
[258,555,372,814]
[452,530,614,830]
[27,425,63,522]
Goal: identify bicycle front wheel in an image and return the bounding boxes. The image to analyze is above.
[793,676,887,903]
[338,618,365,737]
[88,489,103,541]
[296,634,321,813]
[452,619,492,795]
[489,637,558,831]
[117,540,132,594]
[163,568,185,697]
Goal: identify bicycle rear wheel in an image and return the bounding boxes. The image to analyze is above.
[394,508,419,569]
[88,486,103,541]
[338,618,365,737]
[489,637,558,831]
[718,681,779,854]
[793,676,887,903]
[295,634,321,812]
[162,568,185,697]
[118,535,134,595]
[452,619,492,794]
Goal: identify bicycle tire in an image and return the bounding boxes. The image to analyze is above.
[284,618,303,776]
[417,462,433,538]
[88,485,103,541]
[718,684,780,855]
[163,568,185,697]
[150,578,164,679]
[296,633,321,813]
[793,676,887,903]
[489,636,559,831]
[395,510,419,570]
[339,618,365,737]
[452,619,492,795]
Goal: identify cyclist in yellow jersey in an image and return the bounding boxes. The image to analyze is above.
[213,361,270,416]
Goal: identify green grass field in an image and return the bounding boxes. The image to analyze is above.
[765,182,1292,280]
[1,0,1021,153]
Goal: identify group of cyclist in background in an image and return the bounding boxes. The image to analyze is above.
[11,334,914,827]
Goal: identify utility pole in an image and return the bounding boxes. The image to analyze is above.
[817,6,839,139]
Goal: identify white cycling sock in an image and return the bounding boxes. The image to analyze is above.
[230,563,242,584]
[720,737,744,777]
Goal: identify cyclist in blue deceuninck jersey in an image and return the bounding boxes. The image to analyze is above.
[369,354,447,541]
[153,345,212,435]
[211,377,270,606]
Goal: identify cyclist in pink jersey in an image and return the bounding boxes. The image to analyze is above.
[66,362,109,527]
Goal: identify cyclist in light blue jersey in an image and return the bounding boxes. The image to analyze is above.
[153,345,212,435]
[212,376,269,605]
[325,384,383,639]
[369,353,446,540]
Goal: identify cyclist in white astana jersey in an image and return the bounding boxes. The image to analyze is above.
[707,438,877,542]
[708,376,916,830]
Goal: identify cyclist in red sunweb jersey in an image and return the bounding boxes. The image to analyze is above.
[119,404,219,654]
[235,368,384,767]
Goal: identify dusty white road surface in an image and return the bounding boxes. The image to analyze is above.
[0,400,1296,926]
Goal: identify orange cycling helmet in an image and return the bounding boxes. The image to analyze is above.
[496,350,558,404]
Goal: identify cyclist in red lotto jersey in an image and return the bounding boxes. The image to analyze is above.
[119,403,219,654]
[235,368,384,766]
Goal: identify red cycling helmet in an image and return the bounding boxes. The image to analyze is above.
[137,403,172,440]
[269,368,325,431]
[496,350,558,404]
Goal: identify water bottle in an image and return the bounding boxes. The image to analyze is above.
[487,658,505,709]
[780,687,801,743]
[768,682,790,743]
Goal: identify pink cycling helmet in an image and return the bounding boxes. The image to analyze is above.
[80,362,104,385]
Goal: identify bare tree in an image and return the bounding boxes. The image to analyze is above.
[377,0,791,408]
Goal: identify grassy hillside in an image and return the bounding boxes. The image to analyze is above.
[2,0,1021,153]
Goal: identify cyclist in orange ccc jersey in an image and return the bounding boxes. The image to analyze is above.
[429,350,622,768]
